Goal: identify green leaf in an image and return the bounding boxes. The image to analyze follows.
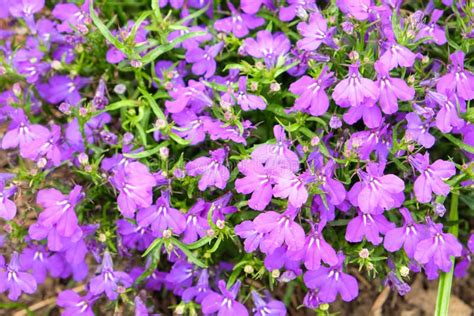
[169,132,190,145]
[142,238,163,257]
[441,133,474,154]
[102,99,141,112]
[170,237,207,268]
[139,87,166,121]
[124,141,169,159]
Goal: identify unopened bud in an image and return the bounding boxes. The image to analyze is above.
[159,147,169,160]
[98,233,107,242]
[216,220,225,229]
[367,262,374,270]
[319,304,330,311]
[131,60,142,68]
[59,102,72,114]
[270,82,281,92]
[359,248,370,259]
[12,83,22,96]
[206,229,216,237]
[175,305,185,315]
[78,152,89,165]
[271,269,280,278]
[311,136,320,146]
[255,61,264,70]
[421,56,429,64]
[114,84,126,95]
[400,266,410,277]
[348,51,359,61]
[79,107,88,116]
[250,81,258,91]
[244,265,254,274]
[51,60,62,70]
[154,118,167,130]
[3,223,12,233]
[116,285,126,294]
[37,157,47,169]
[162,229,172,239]
[407,75,416,84]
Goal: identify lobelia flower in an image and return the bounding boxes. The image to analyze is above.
[454,249,471,279]
[235,159,274,211]
[233,76,267,111]
[408,153,456,203]
[374,61,415,114]
[251,125,300,172]
[36,185,84,237]
[110,161,156,218]
[235,220,265,252]
[427,90,465,133]
[52,1,90,33]
[201,280,248,316]
[273,169,313,208]
[1,108,49,153]
[415,9,446,45]
[303,289,321,309]
[37,75,90,106]
[21,124,63,166]
[348,162,405,214]
[214,2,264,38]
[240,0,274,14]
[0,179,16,220]
[9,0,45,32]
[134,296,149,316]
[165,80,212,114]
[289,220,338,270]
[209,192,238,223]
[304,252,359,303]
[12,45,50,83]
[414,218,463,272]
[137,191,186,237]
[437,50,474,101]
[253,206,305,254]
[379,40,416,70]
[384,271,411,296]
[345,210,395,245]
[116,219,156,251]
[89,252,133,300]
[296,12,337,51]
[19,246,65,284]
[159,0,184,9]
[383,208,428,258]
[314,160,347,206]
[337,0,373,21]
[0,252,37,301]
[288,66,334,116]
[182,269,211,303]
[168,25,213,50]
[172,110,210,145]
[185,148,230,191]
[57,290,96,316]
[182,199,209,244]
[242,30,291,68]
[252,291,287,316]
[106,20,148,64]
[333,62,380,108]
[185,42,224,78]
[405,112,435,148]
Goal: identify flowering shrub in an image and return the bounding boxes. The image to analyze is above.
[0,0,473,315]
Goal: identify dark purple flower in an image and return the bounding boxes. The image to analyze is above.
[185,42,223,78]
[383,208,428,258]
[182,269,210,303]
[384,271,411,296]
[57,290,96,316]
[0,252,37,301]
[201,280,248,315]
[137,191,186,237]
[37,75,90,106]
[408,153,456,203]
[242,30,291,68]
[20,246,65,284]
[252,290,286,315]
[89,252,132,300]
[304,252,359,303]
[185,148,230,191]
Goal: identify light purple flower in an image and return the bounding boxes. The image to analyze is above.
[414,219,463,272]
[165,80,212,114]
[405,112,435,148]
[437,51,474,100]
[234,76,267,111]
[242,30,291,68]
[137,191,186,237]
[273,169,312,208]
[19,246,65,284]
[252,291,287,316]
[251,125,300,172]
[428,91,465,133]
[383,208,429,258]
[296,12,336,51]
[214,3,264,38]
[304,252,359,303]
[337,0,373,21]
[235,159,274,211]
[345,211,395,245]
[89,252,133,300]
[348,162,405,214]
[182,200,210,244]
[52,1,90,33]
[182,269,210,303]
[185,148,229,191]
[185,42,223,78]
[409,153,456,203]
[57,290,96,316]
[0,252,37,301]
[234,220,265,253]
[201,280,248,316]
[379,42,416,70]
[415,10,446,45]
[21,124,63,166]
[0,180,16,220]
[37,75,90,106]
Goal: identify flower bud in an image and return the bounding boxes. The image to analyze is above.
[359,248,370,259]
[348,51,359,62]
[271,269,280,278]
[162,229,172,239]
[131,60,142,68]
[175,305,185,315]
[311,136,320,146]
[12,83,22,97]
[51,60,62,70]
[78,152,89,165]
[434,202,446,217]
[37,158,47,169]
[329,115,342,129]
[206,229,216,237]
[114,84,126,95]
[255,61,264,70]
[59,102,72,114]
[270,82,281,92]
[79,107,88,117]
[400,266,410,278]
[155,118,167,130]
[250,81,258,91]
[98,233,107,243]
[216,220,225,229]
[160,147,169,160]
[244,265,254,274]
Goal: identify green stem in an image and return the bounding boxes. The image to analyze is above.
[434,192,459,316]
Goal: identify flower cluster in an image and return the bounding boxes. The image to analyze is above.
[0,0,473,315]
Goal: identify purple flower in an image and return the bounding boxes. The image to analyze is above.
[383,208,428,258]
[427,91,465,133]
[172,111,210,145]
[345,211,395,245]
[9,0,44,32]
[414,219,463,272]
[201,280,248,316]
[348,162,405,214]
[314,161,347,206]
[235,159,274,211]
[165,80,212,114]
[89,252,133,300]
[384,271,411,296]
[137,191,186,237]
[185,148,230,191]
[38,75,90,106]
[0,252,37,301]
[214,3,264,38]
[332,62,380,108]
[304,252,359,303]
[182,200,210,244]
[289,221,338,270]
[242,30,291,68]
[22,124,63,166]
[251,125,300,172]
[52,1,90,33]
[405,112,435,148]
[253,207,305,254]
[57,290,96,316]
[273,169,312,208]
[437,51,474,100]
[337,0,373,21]
[415,10,446,45]
[182,269,210,303]
[116,219,155,251]
[19,246,65,284]
[110,161,156,218]
[296,12,336,51]
[409,153,456,203]
[240,0,274,14]
[252,291,287,316]
[234,76,267,111]
[288,66,334,116]
[374,61,415,114]
[0,180,16,220]
[234,220,265,252]
[36,185,83,237]
[185,42,223,78]
[379,42,416,70]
